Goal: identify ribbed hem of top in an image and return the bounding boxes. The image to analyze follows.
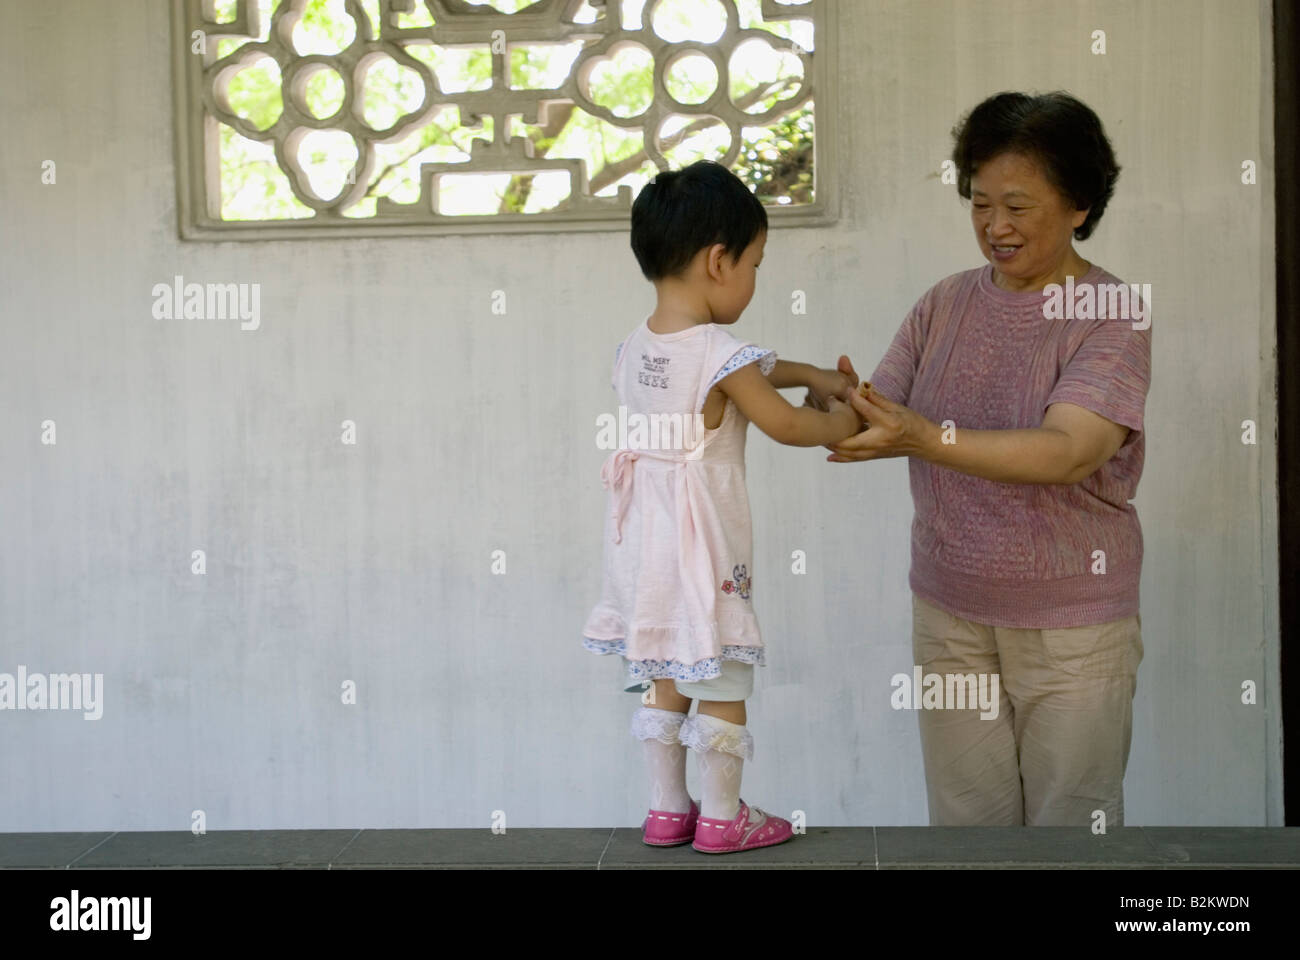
[910,549,1140,628]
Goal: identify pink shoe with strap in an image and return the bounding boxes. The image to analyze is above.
[692,798,793,853]
[642,799,699,846]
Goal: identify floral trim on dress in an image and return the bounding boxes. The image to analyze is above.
[705,347,777,392]
[582,636,764,682]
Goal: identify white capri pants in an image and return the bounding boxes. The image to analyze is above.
[621,658,754,701]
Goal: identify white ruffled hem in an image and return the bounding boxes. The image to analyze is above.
[629,705,687,744]
[679,713,754,761]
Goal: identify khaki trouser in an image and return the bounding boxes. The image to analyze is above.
[911,593,1143,827]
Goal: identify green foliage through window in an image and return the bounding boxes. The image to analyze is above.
[197,0,818,224]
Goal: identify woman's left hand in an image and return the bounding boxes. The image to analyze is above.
[827,384,933,462]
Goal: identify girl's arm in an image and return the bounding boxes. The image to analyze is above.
[766,359,857,401]
[719,362,862,447]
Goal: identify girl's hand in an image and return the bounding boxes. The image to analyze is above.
[826,383,932,462]
[825,394,865,439]
[803,355,860,411]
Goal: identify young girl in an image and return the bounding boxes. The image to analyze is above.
[581,161,862,854]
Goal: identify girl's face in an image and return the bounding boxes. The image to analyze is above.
[969,151,1088,292]
[712,230,766,324]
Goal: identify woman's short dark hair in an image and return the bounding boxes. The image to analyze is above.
[950,91,1120,241]
[630,159,767,281]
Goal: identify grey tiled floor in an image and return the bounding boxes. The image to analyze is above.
[2,827,1297,869]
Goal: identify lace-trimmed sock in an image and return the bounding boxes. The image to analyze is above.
[630,706,691,814]
[679,713,753,821]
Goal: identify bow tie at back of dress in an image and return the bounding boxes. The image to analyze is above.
[601,442,705,544]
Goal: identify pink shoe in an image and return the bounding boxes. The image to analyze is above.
[692,799,793,854]
[642,799,699,846]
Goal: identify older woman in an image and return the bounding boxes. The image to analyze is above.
[812,91,1150,827]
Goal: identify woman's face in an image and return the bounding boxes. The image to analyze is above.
[969,151,1088,292]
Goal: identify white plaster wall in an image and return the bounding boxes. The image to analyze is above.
[0,0,1279,829]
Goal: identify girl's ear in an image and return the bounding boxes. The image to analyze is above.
[703,242,721,282]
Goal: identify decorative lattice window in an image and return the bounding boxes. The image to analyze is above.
[171,0,836,239]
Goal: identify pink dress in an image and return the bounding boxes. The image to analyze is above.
[582,319,777,688]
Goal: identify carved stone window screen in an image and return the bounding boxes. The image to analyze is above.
[170,0,837,239]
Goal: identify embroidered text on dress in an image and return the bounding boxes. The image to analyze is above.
[639,352,671,389]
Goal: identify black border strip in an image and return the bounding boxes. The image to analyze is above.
[1275,0,1297,825]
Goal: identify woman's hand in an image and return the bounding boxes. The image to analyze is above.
[803,355,860,412]
[826,383,934,462]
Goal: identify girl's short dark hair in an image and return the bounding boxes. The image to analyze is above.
[950,91,1120,241]
[630,160,768,281]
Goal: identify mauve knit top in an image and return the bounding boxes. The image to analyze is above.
[869,262,1151,628]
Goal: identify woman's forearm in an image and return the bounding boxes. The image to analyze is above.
[914,422,1081,485]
